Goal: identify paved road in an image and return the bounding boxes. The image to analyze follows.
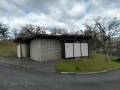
[0,63,120,90]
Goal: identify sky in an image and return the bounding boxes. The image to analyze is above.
[0,0,120,33]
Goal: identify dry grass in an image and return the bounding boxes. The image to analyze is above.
[0,40,17,57]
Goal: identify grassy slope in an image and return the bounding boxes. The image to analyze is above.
[56,53,120,72]
[0,40,17,56]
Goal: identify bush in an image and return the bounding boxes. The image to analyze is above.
[113,58,120,62]
[75,66,81,71]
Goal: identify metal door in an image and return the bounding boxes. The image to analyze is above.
[81,43,88,56]
[74,43,81,57]
[65,43,73,58]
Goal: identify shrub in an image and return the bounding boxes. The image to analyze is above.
[113,58,120,62]
[75,66,81,71]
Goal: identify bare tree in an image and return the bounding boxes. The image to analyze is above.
[36,26,46,34]
[69,30,79,35]
[110,37,120,58]
[18,24,46,37]
[12,28,18,38]
[81,23,102,56]
[84,16,120,61]
[51,28,69,35]
[0,22,9,40]
[95,16,120,61]
[18,24,34,37]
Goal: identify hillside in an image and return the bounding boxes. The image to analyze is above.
[0,40,17,57]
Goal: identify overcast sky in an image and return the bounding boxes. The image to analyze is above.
[0,0,120,32]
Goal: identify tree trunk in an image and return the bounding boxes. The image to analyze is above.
[105,52,109,61]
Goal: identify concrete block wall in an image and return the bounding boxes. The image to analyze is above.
[29,38,61,61]
[30,38,40,61]
[41,39,61,61]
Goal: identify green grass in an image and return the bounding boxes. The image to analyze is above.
[56,53,120,73]
[0,40,17,57]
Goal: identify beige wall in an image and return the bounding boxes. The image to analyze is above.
[29,38,61,61]
[41,39,61,61]
[30,38,40,61]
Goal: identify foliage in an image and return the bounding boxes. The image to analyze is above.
[113,58,120,62]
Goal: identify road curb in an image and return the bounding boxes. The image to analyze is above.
[0,61,31,69]
[60,66,120,75]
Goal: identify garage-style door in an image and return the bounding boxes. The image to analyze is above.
[65,42,88,58]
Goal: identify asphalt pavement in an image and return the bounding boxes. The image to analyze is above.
[0,59,120,90]
[0,57,59,73]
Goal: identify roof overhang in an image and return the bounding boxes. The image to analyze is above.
[13,34,92,43]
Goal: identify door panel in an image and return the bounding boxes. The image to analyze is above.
[74,43,81,57]
[65,43,73,58]
[81,43,88,56]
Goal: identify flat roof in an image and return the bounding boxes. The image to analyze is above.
[13,34,92,43]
